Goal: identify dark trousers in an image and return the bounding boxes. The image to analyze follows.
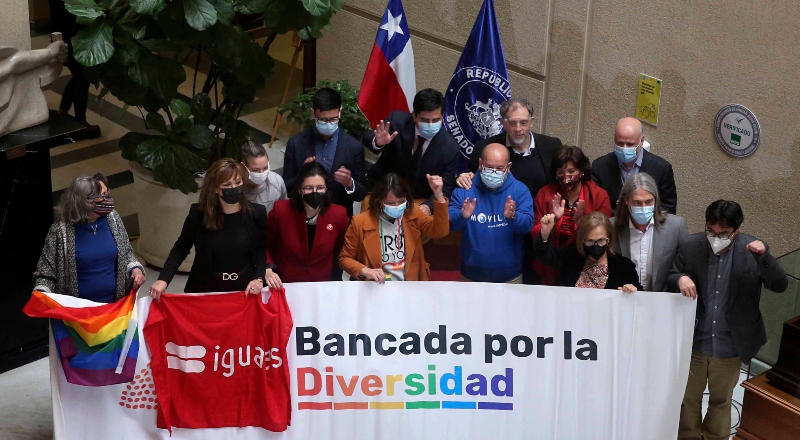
[60,56,90,121]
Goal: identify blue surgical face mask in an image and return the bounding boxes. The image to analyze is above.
[382,202,407,219]
[316,120,339,136]
[418,121,442,139]
[614,144,639,164]
[630,205,655,225]
[480,167,507,189]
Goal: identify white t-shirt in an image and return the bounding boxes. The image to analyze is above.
[379,215,406,281]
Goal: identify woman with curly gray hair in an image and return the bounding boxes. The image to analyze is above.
[33,173,145,302]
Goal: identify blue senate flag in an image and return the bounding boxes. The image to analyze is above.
[444,0,512,172]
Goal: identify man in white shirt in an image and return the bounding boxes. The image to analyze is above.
[610,172,687,292]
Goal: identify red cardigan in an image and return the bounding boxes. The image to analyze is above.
[530,180,611,284]
[266,200,350,283]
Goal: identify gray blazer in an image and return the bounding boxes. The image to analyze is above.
[33,210,144,301]
[667,232,788,363]
[610,214,688,292]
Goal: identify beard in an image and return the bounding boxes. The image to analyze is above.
[509,133,527,146]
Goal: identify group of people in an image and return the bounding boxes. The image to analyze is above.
[34,87,789,440]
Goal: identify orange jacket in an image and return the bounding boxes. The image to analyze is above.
[339,198,450,281]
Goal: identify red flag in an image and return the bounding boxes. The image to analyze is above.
[358,0,416,126]
[144,289,293,432]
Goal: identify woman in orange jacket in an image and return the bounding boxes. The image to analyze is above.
[339,173,449,283]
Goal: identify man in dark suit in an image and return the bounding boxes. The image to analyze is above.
[363,88,460,215]
[283,88,368,217]
[591,117,677,214]
[668,200,788,440]
[454,97,562,285]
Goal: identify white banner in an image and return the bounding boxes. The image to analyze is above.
[52,282,696,439]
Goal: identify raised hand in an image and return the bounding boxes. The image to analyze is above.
[426,174,444,201]
[373,120,398,147]
[504,195,516,220]
[746,240,766,256]
[552,193,566,220]
[540,213,556,241]
[461,197,477,219]
[456,172,474,190]
[333,166,353,188]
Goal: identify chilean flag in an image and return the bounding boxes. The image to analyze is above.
[358,0,416,126]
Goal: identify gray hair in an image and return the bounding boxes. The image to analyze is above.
[240,140,268,162]
[499,97,535,119]
[58,173,107,224]
[614,172,667,236]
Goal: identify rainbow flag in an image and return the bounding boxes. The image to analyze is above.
[23,290,139,386]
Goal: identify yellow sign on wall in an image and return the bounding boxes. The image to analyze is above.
[636,74,662,126]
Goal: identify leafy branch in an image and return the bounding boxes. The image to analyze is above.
[66,0,342,193]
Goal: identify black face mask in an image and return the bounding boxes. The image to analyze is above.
[583,243,607,260]
[302,192,324,209]
[219,185,243,204]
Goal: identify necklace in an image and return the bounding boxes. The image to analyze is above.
[90,222,98,235]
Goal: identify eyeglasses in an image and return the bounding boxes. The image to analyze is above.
[301,186,327,193]
[88,189,111,201]
[316,116,340,124]
[705,228,735,240]
[583,237,609,247]
[481,166,506,175]
[382,199,407,207]
[504,118,531,128]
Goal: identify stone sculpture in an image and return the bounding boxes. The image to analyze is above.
[0,34,68,137]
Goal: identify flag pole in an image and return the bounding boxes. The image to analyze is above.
[269,33,304,149]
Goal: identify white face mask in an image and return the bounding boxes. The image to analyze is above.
[707,235,732,254]
[249,168,269,185]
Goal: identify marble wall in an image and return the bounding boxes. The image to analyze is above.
[0,0,31,51]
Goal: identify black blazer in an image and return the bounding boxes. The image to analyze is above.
[363,111,460,211]
[590,150,678,214]
[533,236,644,290]
[158,203,267,288]
[667,232,788,363]
[284,127,368,217]
[468,132,561,175]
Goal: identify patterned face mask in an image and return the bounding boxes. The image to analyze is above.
[93,195,114,216]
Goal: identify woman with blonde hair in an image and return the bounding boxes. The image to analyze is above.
[534,211,641,292]
[149,158,266,297]
[34,173,145,302]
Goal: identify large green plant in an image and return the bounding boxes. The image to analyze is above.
[65,0,342,193]
[277,80,371,141]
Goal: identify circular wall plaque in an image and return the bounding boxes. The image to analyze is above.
[714,104,761,158]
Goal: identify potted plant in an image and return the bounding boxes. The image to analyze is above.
[64,0,342,269]
[277,79,371,141]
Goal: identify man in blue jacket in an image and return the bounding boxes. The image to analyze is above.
[449,143,535,283]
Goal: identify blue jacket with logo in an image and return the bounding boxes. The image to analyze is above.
[449,171,534,282]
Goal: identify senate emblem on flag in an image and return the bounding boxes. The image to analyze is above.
[465,99,503,139]
[445,66,512,158]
